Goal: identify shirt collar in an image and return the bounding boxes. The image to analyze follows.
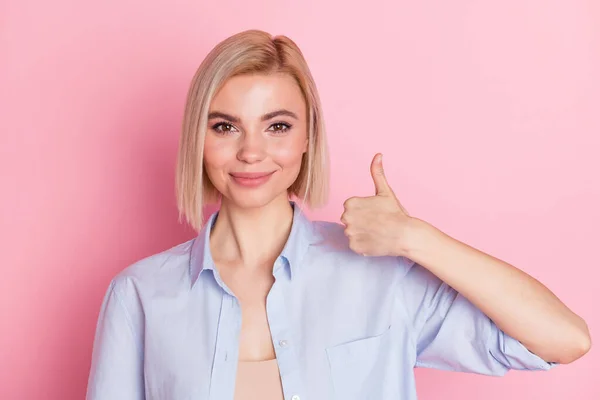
[189,201,316,286]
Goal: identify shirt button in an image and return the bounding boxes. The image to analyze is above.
[291,396,300,400]
[279,339,288,347]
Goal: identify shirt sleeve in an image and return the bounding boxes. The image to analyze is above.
[86,277,145,400]
[397,257,558,376]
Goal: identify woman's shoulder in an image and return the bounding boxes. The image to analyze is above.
[308,219,393,262]
[308,218,416,275]
[308,219,357,254]
[311,219,346,240]
[111,237,196,287]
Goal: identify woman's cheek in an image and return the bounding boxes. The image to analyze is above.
[270,140,305,165]
[204,140,237,166]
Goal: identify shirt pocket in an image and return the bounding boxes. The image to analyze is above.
[325,325,391,400]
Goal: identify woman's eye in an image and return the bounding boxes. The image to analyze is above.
[269,123,291,133]
[212,122,236,134]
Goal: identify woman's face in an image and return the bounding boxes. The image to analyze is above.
[203,73,309,210]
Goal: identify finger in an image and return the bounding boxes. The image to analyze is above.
[340,211,348,226]
[370,153,392,196]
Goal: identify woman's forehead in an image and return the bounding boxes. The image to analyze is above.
[210,73,306,120]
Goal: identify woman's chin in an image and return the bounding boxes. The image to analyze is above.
[223,190,289,210]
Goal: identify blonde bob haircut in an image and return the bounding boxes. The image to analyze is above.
[175,29,330,232]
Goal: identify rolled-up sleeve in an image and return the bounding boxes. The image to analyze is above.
[86,277,145,399]
[397,257,557,376]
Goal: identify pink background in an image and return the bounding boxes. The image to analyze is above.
[1,0,598,399]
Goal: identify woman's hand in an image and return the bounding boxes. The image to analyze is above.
[340,153,414,257]
[341,154,591,364]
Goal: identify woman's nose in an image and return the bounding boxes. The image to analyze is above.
[236,132,267,164]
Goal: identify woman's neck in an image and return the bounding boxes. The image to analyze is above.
[209,196,294,270]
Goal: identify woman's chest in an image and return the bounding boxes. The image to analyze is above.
[138,275,417,400]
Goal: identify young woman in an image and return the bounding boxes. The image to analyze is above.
[86,29,591,400]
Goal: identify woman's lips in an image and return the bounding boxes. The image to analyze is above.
[229,171,275,187]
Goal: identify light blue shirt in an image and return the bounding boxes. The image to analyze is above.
[86,202,556,400]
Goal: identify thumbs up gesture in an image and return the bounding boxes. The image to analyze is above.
[341,153,413,257]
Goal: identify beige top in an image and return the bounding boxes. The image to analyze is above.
[234,359,285,400]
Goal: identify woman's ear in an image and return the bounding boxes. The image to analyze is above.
[303,137,309,153]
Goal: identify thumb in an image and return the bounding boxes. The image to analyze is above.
[370,153,392,196]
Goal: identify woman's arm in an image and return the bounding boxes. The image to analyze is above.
[340,153,591,365]
[87,278,145,400]
[402,217,591,364]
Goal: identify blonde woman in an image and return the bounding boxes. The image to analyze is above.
[86,30,591,400]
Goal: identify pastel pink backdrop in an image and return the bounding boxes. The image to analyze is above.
[1,0,598,399]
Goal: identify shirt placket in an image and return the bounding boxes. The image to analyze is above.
[208,287,242,400]
[267,259,304,400]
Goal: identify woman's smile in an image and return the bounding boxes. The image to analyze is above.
[229,171,276,187]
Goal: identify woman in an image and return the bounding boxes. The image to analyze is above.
[86,30,591,400]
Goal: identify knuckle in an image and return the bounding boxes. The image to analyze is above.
[344,197,358,209]
[340,212,348,225]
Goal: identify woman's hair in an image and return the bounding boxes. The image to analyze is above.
[175,29,330,231]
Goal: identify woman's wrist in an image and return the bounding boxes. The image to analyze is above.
[396,216,436,259]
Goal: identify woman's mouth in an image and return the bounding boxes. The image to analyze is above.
[229,171,275,188]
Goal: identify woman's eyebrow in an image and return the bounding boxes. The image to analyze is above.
[207,109,298,122]
[207,111,240,123]
[261,109,298,121]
